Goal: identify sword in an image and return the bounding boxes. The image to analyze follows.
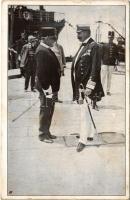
[79,84,97,135]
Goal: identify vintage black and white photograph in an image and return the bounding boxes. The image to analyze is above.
[1,0,129,199]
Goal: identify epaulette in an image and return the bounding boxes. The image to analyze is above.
[89,41,97,49]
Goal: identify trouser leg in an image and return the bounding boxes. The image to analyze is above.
[31,70,36,90]
[71,73,76,100]
[48,102,55,128]
[79,102,96,145]
[107,65,114,93]
[25,72,30,90]
[101,65,107,90]
[39,93,55,134]
[20,67,25,77]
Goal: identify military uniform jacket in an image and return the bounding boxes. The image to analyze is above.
[102,42,118,66]
[35,44,61,93]
[71,38,104,101]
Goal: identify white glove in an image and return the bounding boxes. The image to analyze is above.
[85,88,92,96]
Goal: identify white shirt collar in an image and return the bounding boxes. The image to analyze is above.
[82,37,91,45]
[40,41,50,49]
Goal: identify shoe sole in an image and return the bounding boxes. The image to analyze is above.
[43,139,53,143]
[49,136,57,139]
[39,138,53,143]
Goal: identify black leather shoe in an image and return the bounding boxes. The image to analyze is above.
[31,89,36,92]
[72,97,76,101]
[38,133,45,141]
[76,142,86,152]
[47,132,57,139]
[39,133,53,143]
[43,135,53,143]
[87,137,93,141]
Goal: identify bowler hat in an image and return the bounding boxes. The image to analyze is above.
[108,31,114,38]
[77,25,90,33]
[39,27,56,37]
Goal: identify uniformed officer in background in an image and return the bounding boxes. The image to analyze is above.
[35,27,61,143]
[101,31,118,96]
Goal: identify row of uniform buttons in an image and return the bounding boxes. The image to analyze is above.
[80,64,85,75]
[109,45,116,58]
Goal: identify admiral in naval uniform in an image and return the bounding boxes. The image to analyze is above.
[71,25,104,152]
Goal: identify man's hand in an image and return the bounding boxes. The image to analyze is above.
[85,88,92,96]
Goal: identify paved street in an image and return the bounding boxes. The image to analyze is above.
[8,63,125,196]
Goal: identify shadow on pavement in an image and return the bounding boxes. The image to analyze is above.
[53,132,125,148]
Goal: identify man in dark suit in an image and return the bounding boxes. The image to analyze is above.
[71,25,104,152]
[35,27,61,143]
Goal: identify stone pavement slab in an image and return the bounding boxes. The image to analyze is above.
[7,63,126,196]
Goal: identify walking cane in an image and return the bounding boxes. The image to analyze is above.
[79,84,98,135]
[12,99,39,122]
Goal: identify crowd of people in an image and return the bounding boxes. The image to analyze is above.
[9,25,120,152]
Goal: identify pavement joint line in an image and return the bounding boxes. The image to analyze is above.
[8,145,69,152]
[8,142,124,152]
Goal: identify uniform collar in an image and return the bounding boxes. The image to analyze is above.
[82,37,91,45]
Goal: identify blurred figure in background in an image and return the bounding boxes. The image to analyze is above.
[20,35,37,92]
[51,34,66,76]
[15,32,27,76]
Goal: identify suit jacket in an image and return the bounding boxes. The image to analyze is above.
[20,43,36,71]
[35,44,61,93]
[20,44,29,68]
[71,38,104,101]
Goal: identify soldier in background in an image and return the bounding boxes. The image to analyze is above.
[101,31,118,96]
[116,37,125,64]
